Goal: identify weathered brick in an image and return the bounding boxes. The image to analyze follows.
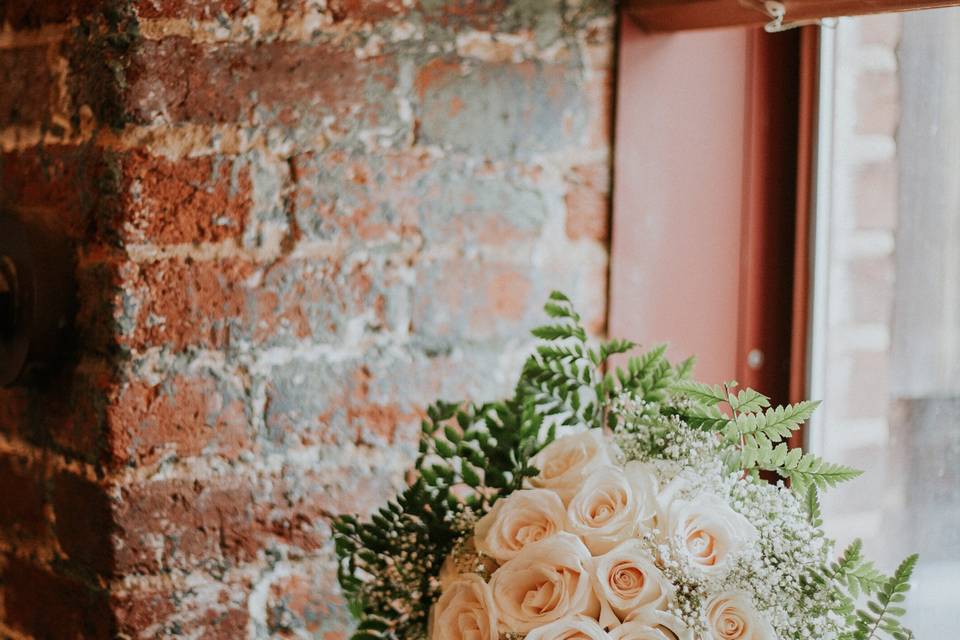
[118,256,407,353]
[0,0,98,28]
[126,38,399,128]
[415,57,587,157]
[0,455,48,540]
[133,0,247,20]
[0,45,57,127]
[52,471,114,575]
[264,358,423,450]
[856,70,898,136]
[1,556,113,639]
[107,369,250,467]
[118,258,253,352]
[113,471,352,575]
[292,149,548,246]
[0,362,111,462]
[113,476,259,574]
[327,0,403,20]
[117,151,251,245]
[858,13,902,47]
[113,574,249,639]
[411,258,542,342]
[263,560,353,637]
[0,146,114,240]
[565,162,610,242]
[854,161,897,230]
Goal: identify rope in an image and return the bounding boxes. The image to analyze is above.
[737,0,834,32]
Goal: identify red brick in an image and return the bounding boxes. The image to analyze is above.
[112,587,177,638]
[117,152,250,244]
[0,0,99,28]
[107,371,250,466]
[0,363,112,464]
[113,476,259,574]
[119,256,406,352]
[113,577,249,639]
[0,455,48,540]
[565,163,610,242]
[119,258,253,352]
[265,359,422,449]
[412,259,540,341]
[112,472,342,575]
[0,45,57,127]
[265,565,353,636]
[0,146,114,239]
[325,0,405,21]
[292,149,547,245]
[126,38,398,125]
[1,556,113,639]
[415,57,587,157]
[133,0,247,20]
[52,472,114,575]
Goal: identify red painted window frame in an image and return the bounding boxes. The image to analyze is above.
[608,15,819,447]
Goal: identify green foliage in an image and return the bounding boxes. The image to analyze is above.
[737,439,862,495]
[804,485,823,528]
[827,539,889,599]
[332,291,906,639]
[725,400,821,447]
[850,554,918,640]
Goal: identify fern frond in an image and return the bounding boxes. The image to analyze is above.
[672,379,728,406]
[726,400,820,445]
[851,554,917,640]
[805,485,823,528]
[739,441,862,494]
[728,387,771,413]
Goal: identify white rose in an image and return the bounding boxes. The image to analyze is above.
[664,493,757,576]
[489,532,599,633]
[703,592,777,640]
[429,574,497,640]
[609,611,694,640]
[594,539,673,621]
[567,464,657,555]
[530,430,615,503]
[526,615,613,640]
[474,489,567,562]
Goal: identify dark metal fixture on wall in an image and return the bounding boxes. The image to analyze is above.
[0,213,75,386]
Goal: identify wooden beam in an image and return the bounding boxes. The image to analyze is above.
[626,0,960,32]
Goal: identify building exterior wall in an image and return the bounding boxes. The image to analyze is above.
[0,1,615,637]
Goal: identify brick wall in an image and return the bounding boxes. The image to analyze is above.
[0,1,615,637]
[816,14,902,551]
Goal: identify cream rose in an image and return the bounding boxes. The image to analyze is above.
[489,532,599,633]
[594,539,673,621]
[530,430,615,503]
[567,464,657,555]
[429,574,497,640]
[664,494,757,576]
[474,489,567,562]
[703,592,776,640]
[610,611,694,640]
[525,615,613,639]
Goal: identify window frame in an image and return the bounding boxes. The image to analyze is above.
[609,17,818,446]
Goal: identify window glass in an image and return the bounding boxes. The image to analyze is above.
[810,10,960,635]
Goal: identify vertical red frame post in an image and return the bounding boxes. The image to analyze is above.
[610,13,818,426]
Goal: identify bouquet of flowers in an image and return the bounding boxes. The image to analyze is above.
[333,293,916,640]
